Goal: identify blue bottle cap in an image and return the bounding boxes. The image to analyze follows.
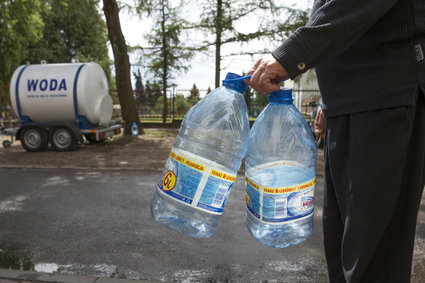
[268,88,293,104]
[222,72,248,93]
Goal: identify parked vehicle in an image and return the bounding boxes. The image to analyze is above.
[2,62,121,152]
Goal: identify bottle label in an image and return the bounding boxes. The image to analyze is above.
[157,149,237,215]
[245,176,315,224]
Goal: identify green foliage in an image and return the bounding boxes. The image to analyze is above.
[273,7,310,40]
[174,94,191,115]
[135,0,196,123]
[186,0,309,84]
[133,69,145,110]
[148,81,162,99]
[134,0,194,87]
[142,80,161,107]
[134,69,144,91]
[0,0,44,85]
[153,95,165,114]
[154,94,192,116]
[252,92,268,117]
[188,83,200,105]
[189,83,199,97]
[25,0,111,78]
[193,0,309,49]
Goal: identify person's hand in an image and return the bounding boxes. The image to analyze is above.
[245,54,290,95]
[313,108,326,136]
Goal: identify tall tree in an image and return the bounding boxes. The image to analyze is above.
[189,83,200,99]
[26,0,111,77]
[144,80,161,109]
[136,0,194,123]
[191,0,309,87]
[103,0,141,135]
[133,68,144,111]
[0,0,44,85]
[188,83,200,106]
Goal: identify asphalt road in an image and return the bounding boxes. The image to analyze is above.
[0,168,423,282]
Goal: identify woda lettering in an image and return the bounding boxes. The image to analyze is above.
[27,79,67,92]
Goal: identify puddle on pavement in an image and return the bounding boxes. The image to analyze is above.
[34,263,59,273]
[0,245,119,277]
[0,244,423,282]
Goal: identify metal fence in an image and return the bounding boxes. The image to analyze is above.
[1,85,321,125]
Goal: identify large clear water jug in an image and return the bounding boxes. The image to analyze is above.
[245,88,317,247]
[151,73,250,237]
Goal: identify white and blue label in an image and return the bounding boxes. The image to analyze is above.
[245,176,315,224]
[157,149,237,215]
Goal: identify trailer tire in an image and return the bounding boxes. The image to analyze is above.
[2,140,11,148]
[84,133,105,143]
[50,127,77,151]
[20,127,49,152]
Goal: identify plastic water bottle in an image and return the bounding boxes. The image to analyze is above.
[151,73,250,237]
[245,88,317,248]
[131,122,139,137]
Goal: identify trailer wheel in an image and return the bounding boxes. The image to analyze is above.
[2,140,11,148]
[20,127,49,152]
[84,133,105,143]
[50,127,77,151]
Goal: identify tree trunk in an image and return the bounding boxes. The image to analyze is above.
[102,0,142,135]
[214,0,223,88]
[161,0,168,124]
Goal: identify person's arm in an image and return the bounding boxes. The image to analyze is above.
[273,0,399,78]
[247,0,399,94]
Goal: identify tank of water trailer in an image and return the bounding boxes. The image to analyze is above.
[9,63,112,126]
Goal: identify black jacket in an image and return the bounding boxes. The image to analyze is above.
[272,0,425,117]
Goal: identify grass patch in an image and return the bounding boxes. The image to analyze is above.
[108,129,177,142]
[143,128,178,137]
[109,134,135,145]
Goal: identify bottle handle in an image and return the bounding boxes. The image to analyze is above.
[222,75,252,83]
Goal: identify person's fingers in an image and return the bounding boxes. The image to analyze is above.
[249,61,266,92]
[246,55,289,94]
[267,81,281,93]
[314,109,326,135]
[257,71,281,94]
[252,58,262,70]
[253,72,270,95]
[246,58,261,77]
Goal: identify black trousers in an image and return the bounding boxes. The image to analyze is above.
[323,91,425,283]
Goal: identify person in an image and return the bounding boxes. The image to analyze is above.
[313,106,326,148]
[246,0,424,282]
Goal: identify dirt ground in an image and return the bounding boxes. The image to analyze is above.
[0,128,325,174]
[0,128,177,171]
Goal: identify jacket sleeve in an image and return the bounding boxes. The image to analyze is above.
[272,0,399,79]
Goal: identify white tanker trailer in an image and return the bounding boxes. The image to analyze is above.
[1,62,121,152]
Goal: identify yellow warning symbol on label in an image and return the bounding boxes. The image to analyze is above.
[162,170,177,191]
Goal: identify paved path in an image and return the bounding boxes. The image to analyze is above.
[0,268,160,283]
[0,168,330,282]
[0,148,423,282]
